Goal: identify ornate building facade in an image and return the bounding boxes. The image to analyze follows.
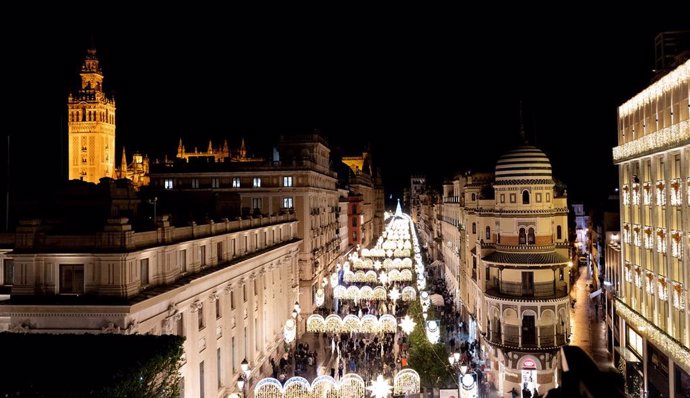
[613,59,690,397]
[467,146,571,395]
[0,213,300,398]
[68,48,115,183]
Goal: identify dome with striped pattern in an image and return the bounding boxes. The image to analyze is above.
[495,146,553,183]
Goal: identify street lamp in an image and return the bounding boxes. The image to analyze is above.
[237,358,251,397]
[292,302,300,373]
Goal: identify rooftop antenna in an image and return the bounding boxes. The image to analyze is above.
[519,101,527,144]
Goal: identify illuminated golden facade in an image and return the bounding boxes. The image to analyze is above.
[613,60,690,397]
[116,147,150,188]
[68,48,115,183]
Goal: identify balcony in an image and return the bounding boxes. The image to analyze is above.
[485,328,567,349]
[485,280,568,300]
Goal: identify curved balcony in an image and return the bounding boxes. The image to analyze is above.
[485,281,569,301]
[483,327,568,350]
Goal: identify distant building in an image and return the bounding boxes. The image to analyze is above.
[150,133,342,314]
[612,59,690,397]
[68,48,116,183]
[176,138,262,163]
[341,152,385,247]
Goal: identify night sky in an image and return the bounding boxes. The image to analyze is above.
[4,13,690,211]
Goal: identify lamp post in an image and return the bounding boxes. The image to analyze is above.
[237,358,251,398]
[292,301,300,373]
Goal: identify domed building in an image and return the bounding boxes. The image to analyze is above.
[463,145,571,395]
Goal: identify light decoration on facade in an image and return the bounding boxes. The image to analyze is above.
[657,228,667,253]
[615,298,690,380]
[634,266,642,288]
[632,183,640,205]
[645,272,655,295]
[643,182,652,205]
[658,276,668,301]
[656,181,666,206]
[644,227,654,249]
[623,224,631,244]
[306,314,398,334]
[670,178,682,206]
[618,61,690,117]
[614,121,690,162]
[622,185,630,206]
[672,282,686,310]
[624,263,632,282]
[633,225,641,247]
[671,230,683,259]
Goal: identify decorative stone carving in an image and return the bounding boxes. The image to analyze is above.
[190,299,203,313]
[102,321,122,334]
[225,283,233,295]
[9,321,33,333]
[209,292,219,302]
[125,320,139,335]
[162,304,182,335]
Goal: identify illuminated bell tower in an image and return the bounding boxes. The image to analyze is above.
[67,48,116,183]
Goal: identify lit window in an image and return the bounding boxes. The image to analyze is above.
[252,198,262,211]
[164,179,174,189]
[232,178,241,188]
[59,265,84,294]
[212,178,220,188]
[283,197,294,208]
[191,178,199,188]
[283,176,293,187]
[253,178,261,188]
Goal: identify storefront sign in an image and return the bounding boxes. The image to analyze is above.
[522,358,537,369]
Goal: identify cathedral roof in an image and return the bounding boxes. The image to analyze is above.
[495,146,553,184]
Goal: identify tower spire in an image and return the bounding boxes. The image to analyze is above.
[519,101,527,144]
[120,147,128,177]
[240,137,247,159]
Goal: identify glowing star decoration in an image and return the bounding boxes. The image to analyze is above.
[399,315,416,335]
[367,375,393,398]
[389,287,401,303]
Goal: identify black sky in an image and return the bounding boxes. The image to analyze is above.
[4,13,690,210]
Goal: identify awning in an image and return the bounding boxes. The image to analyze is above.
[430,294,445,306]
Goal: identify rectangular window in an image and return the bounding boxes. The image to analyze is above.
[283,176,293,187]
[521,272,534,296]
[627,327,643,357]
[216,298,221,319]
[500,194,505,203]
[212,178,220,188]
[140,258,149,286]
[244,236,248,253]
[232,177,241,188]
[536,193,542,203]
[253,177,261,188]
[231,239,236,257]
[252,198,262,211]
[217,242,224,262]
[231,337,236,371]
[59,264,84,294]
[3,259,14,285]
[546,193,551,202]
[253,279,258,295]
[179,249,187,272]
[244,327,248,358]
[510,193,516,203]
[191,178,199,188]
[199,361,205,398]
[352,217,357,227]
[198,304,205,330]
[176,313,184,336]
[243,285,247,302]
[217,348,222,388]
[230,290,236,309]
[283,197,294,209]
[200,245,206,267]
[164,179,174,189]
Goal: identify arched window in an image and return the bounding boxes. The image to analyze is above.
[472,222,476,234]
[519,228,526,244]
[486,226,491,240]
[528,227,536,244]
[522,190,530,204]
[557,225,562,240]
[471,193,476,201]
